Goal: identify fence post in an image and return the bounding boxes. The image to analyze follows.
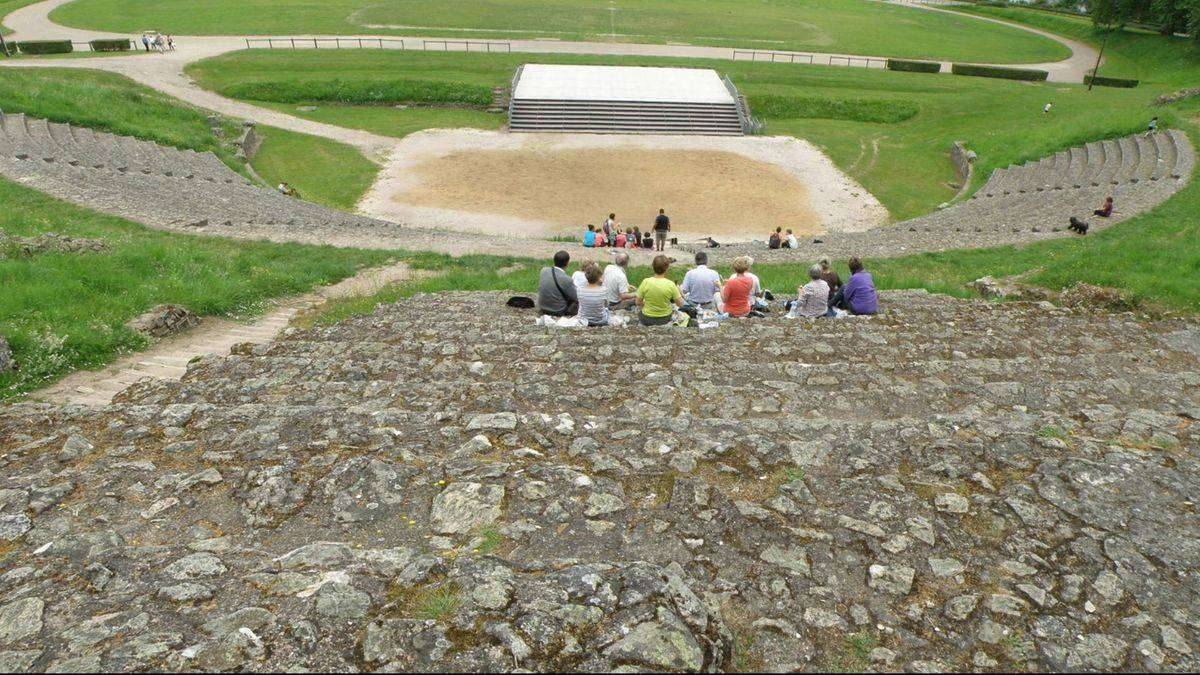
[313,38,318,49]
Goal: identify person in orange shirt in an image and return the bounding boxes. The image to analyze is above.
[721,256,755,318]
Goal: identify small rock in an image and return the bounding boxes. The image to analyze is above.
[928,557,964,578]
[803,607,847,629]
[760,545,810,577]
[157,583,215,603]
[934,492,970,514]
[868,564,915,596]
[0,598,43,644]
[944,594,980,621]
[429,482,504,535]
[163,552,226,580]
[1160,624,1192,655]
[315,583,371,619]
[0,515,31,542]
[584,492,625,518]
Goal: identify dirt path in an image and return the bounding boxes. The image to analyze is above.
[34,262,419,406]
[887,0,1099,82]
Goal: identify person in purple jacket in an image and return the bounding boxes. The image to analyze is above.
[827,256,878,316]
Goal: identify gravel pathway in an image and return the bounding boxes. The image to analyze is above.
[34,262,418,406]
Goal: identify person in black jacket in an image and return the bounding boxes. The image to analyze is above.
[536,250,578,316]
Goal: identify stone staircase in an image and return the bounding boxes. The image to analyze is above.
[1,290,1198,671]
[691,130,1194,262]
[0,111,393,236]
[508,99,745,135]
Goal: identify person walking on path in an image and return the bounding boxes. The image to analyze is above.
[141,34,150,52]
[653,208,671,252]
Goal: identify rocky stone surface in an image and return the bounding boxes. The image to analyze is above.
[0,335,11,374]
[0,230,107,259]
[0,289,1198,671]
[124,305,201,338]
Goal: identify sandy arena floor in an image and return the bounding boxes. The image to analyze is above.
[358,131,888,242]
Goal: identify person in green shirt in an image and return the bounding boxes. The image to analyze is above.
[636,255,685,326]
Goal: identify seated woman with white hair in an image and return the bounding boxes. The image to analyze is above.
[788,264,830,318]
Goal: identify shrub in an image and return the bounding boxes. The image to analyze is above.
[221,78,493,107]
[747,94,918,124]
[89,39,132,52]
[16,40,74,55]
[950,64,1048,81]
[886,59,941,74]
[1084,75,1139,88]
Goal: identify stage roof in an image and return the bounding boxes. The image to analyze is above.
[513,64,736,104]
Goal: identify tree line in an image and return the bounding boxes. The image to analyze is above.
[1089,0,1199,39]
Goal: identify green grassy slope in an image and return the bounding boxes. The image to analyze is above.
[0,67,243,167]
[950,5,1200,87]
[0,179,392,400]
[0,67,394,398]
[50,0,1069,63]
[249,125,380,210]
[189,49,1175,220]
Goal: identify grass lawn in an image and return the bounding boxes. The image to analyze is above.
[255,101,504,139]
[949,5,1200,88]
[0,66,243,167]
[250,124,380,210]
[189,49,1175,220]
[0,178,394,400]
[50,0,1068,63]
[0,66,384,207]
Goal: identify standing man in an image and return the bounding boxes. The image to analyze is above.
[141,34,150,52]
[653,208,670,252]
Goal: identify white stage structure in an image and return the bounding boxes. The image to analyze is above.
[509,64,750,135]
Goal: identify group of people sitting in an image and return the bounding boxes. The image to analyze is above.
[768,227,800,249]
[584,222,653,250]
[583,210,673,252]
[536,249,878,327]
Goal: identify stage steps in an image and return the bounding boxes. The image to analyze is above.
[509,99,743,135]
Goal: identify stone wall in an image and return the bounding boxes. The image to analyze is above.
[0,230,108,259]
[235,123,262,161]
[0,335,12,374]
[125,304,201,338]
[950,141,975,188]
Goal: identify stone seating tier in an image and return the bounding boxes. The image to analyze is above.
[0,289,1198,671]
[0,112,1192,264]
